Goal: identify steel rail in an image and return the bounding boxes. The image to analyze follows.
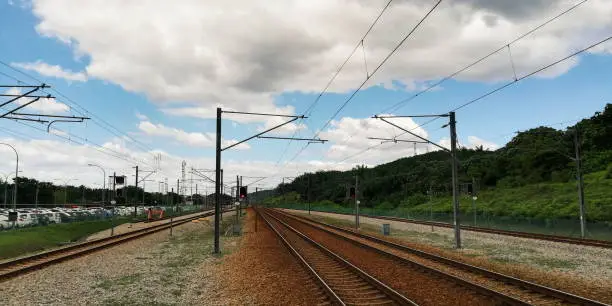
[256,208,344,306]
[260,208,416,306]
[273,209,609,306]
[0,209,227,281]
[304,210,612,249]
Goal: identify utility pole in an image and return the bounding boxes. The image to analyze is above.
[372,112,460,248]
[214,107,222,254]
[221,169,225,220]
[240,175,243,215]
[449,111,461,249]
[111,172,116,236]
[133,166,139,217]
[574,129,586,238]
[170,187,175,236]
[212,107,326,254]
[176,178,180,208]
[355,175,359,229]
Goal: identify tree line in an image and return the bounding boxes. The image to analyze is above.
[272,104,612,210]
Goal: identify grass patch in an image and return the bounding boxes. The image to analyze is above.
[95,273,143,290]
[271,170,612,240]
[0,218,133,260]
[529,257,579,270]
[101,297,171,306]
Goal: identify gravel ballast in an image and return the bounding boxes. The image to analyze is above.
[1,215,238,305]
[213,208,326,305]
[283,209,612,303]
[268,209,497,305]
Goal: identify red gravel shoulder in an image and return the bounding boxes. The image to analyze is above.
[213,208,325,305]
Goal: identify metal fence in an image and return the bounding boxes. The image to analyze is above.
[271,202,612,241]
[0,203,215,231]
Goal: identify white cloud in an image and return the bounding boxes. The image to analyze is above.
[137,120,250,150]
[466,135,499,150]
[3,87,69,114]
[0,135,355,192]
[319,115,431,165]
[135,111,149,121]
[439,135,499,150]
[257,116,307,136]
[11,60,87,82]
[28,0,612,120]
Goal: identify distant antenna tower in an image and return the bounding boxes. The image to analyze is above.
[181,160,187,197]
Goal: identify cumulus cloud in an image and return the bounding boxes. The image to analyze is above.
[0,135,355,190]
[319,115,432,165]
[137,120,250,150]
[466,135,499,150]
[28,0,612,120]
[11,60,87,82]
[439,135,499,150]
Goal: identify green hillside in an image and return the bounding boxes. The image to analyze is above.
[265,104,612,223]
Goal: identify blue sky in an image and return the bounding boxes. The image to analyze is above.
[0,0,611,189]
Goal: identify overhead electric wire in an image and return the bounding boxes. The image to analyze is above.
[270,0,395,170]
[335,33,612,165]
[302,0,394,117]
[320,0,599,165]
[269,0,443,183]
[323,0,592,160]
[453,35,612,112]
[312,0,443,139]
[0,60,158,156]
[382,0,590,114]
[323,0,593,163]
[0,99,159,169]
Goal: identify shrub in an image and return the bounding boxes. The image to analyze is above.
[605,164,612,179]
[400,194,428,207]
[551,170,571,183]
[375,201,395,210]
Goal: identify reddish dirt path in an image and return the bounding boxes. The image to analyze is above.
[215,208,326,305]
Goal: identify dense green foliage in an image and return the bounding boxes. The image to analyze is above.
[268,104,612,221]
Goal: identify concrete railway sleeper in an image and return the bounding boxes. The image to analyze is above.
[257,207,416,306]
[271,208,609,306]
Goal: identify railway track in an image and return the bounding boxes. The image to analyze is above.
[257,208,416,306]
[0,209,220,282]
[302,210,612,249]
[268,208,609,306]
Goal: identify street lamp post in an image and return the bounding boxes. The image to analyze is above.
[2,172,11,209]
[0,143,18,210]
[88,163,106,205]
